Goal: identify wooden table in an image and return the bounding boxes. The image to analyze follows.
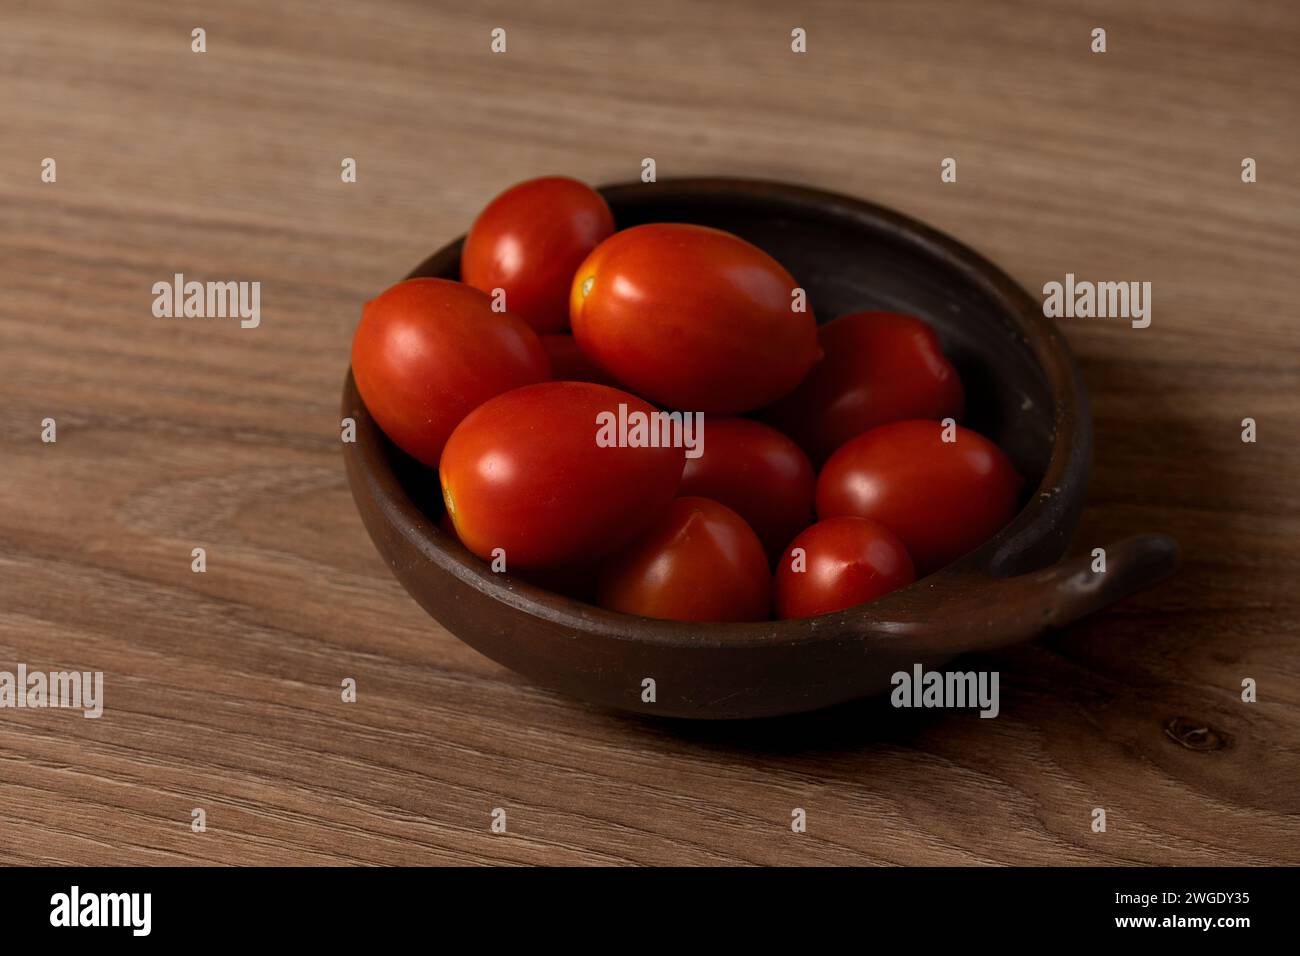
[2,0,1297,866]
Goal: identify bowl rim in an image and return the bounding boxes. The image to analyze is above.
[344,176,1089,651]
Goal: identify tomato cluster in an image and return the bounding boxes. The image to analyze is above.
[351,177,1025,623]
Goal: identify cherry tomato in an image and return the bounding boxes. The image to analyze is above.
[461,176,615,333]
[816,419,1023,574]
[445,502,597,600]
[351,278,550,467]
[678,417,814,560]
[598,497,771,622]
[440,381,684,570]
[540,334,617,386]
[570,223,821,414]
[774,517,914,619]
[762,311,965,464]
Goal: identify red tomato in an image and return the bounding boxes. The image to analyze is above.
[774,517,914,619]
[816,419,1023,574]
[570,223,821,414]
[445,501,597,601]
[540,334,617,386]
[351,278,550,467]
[440,382,684,570]
[598,497,771,622]
[678,417,815,560]
[461,176,615,333]
[762,311,965,464]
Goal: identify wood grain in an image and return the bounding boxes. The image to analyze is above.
[1,0,1297,865]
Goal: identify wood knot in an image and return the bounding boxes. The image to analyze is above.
[1164,716,1232,752]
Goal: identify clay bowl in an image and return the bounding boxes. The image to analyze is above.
[342,177,1178,720]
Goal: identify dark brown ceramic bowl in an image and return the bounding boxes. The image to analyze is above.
[342,177,1178,719]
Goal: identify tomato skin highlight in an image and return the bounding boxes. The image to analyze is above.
[762,311,965,464]
[539,333,618,386]
[570,223,821,414]
[678,417,815,560]
[774,517,914,619]
[439,381,684,570]
[815,419,1023,575]
[351,278,550,468]
[461,176,615,333]
[598,497,772,623]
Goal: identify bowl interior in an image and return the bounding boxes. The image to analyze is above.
[395,180,1058,534]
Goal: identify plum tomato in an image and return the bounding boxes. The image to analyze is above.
[443,498,597,601]
[762,311,965,464]
[540,333,617,386]
[815,419,1023,575]
[678,417,815,560]
[439,381,684,570]
[774,516,914,619]
[351,278,550,468]
[461,176,615,333]
[569,223,821,414]
[597,497,772,622]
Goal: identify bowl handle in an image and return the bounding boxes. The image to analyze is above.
[897,534,1180,653]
